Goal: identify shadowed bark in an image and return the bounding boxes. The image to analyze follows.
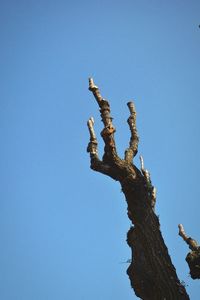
[178,224,200,279]
[87,78,190,299]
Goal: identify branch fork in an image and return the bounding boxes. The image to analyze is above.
[86,78,190,299]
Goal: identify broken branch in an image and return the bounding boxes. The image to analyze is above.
[88,78,102,105]
[87,116,119,180]
[178,224,200,279]
[125,102,139,163]
[178,224,199,251]
[88,78,118,163]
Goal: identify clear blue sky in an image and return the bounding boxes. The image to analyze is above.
[1,1,200,299]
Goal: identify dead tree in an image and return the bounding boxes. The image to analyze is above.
[86,78,190,299]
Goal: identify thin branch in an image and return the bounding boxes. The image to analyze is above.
[87,117,118,179]
[178,224,200,279]
[88,78,102,105]
[178,224,199,251]
[87,117,98,156]
[125,102,139,163]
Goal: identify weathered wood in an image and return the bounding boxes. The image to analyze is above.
[87,78,190,299]
[179,224,200,279]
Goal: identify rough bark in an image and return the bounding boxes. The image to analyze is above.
[87,78,190,299]
[178,224,200,279]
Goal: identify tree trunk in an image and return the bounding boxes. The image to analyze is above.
[86,78,190,300]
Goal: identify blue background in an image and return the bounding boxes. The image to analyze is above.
[1,1,200,299]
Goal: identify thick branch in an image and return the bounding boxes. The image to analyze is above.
[178,224,200,279]
[125,102,139,163]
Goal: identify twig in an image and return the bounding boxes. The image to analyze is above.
[87,117,98,155]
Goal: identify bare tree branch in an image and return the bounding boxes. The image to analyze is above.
[125,101,139,163]
[178,224,199,251]
[88,78,119,164]
[87,117,98,155]
[87,117,119,180]
[87,79,190,299]
[87,117,113,178]
[178,224,200,279]
[88,78,102,105]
